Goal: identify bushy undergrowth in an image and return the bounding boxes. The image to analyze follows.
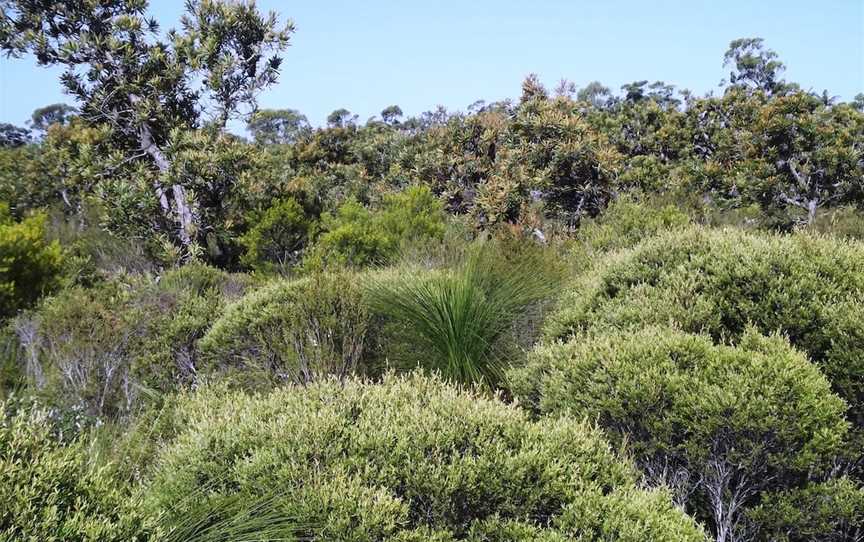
[303,185,446,269]
[144,372,706,541]
[14,264,246,418]
[198,270,375,386]
[511,326,849,540]
[546,226,864,425]
[0,405,144,541]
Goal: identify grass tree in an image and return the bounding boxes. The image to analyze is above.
[367,242,560,387]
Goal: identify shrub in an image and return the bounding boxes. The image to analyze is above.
[144,373,705,541]
[15,264,243,418]
[510,326,848,541]
[367,243,561,387]
[239,197,316,272]
[304,185,446,269]
[0,211,63,319]
[545,226,864,425]
[198,271,373,385]
[748,478,864,542]
[567,195,690,269]
[0,405,143,541]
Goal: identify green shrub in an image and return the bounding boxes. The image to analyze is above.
[510,326,848,541]
[304,185,446,269]
[568,195,690,268]
[0,405,143,541]
[15,264,243,418]
[367,243,561,387]
[0,211,63,319]
[198,271,374,386]
[144,373,705,541]
[239,197,316,272]
[748,478,864,542]
[546,226,864,424]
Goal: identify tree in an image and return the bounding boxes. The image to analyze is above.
[246,108,310,145]
[745,92,864,224]
[29,103,76,132]
[0,0,293,252]
[519,73,548,103]
[723,37,788,95]
[326,108,358,128]
[576,81,611,108]
[379,104,403,126]
[0,123,29,148]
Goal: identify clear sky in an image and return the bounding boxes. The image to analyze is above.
[1,0,862,131]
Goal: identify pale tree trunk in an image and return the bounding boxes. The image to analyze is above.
[137,122,196,249]
[129,93,197,250]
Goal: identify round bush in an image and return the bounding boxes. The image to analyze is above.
[546,226,864,424]
[510,326,848,540]
[197,271,375,385]
[143,373,705,541]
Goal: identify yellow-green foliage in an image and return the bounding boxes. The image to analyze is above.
[198,271,374,385]
[0,406,143,541]
[513,326,847,472]
[511,326,848,539]
[144,373,706,541]
[304,185,446,269]
[566,196,691,269]
[546,226,864,424]
[0,211,63,319]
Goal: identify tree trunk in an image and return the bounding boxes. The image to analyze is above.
[137,122,196,249]
[807,199,818,225]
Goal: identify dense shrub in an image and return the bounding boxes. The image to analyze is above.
[239,196,316,272]
[748,478,864,542]
[144,373,705,541]
[198,271,374,385]
[0,211,63,319]
[15,264,243,418]
[545,226,864,424]
[510,326,849,541]
[566,195,691,269]
[0,405,143,541]
[304,185,446,269]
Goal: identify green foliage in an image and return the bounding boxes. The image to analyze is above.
[239,197,316,272]
[144,373,705,541]
[567,195,691,268]
[367,243,561,387]
[723,38,788,95]
[15,264,243,418]
[0,405,143,541]
[30,103,76,132]
[748,478,864,541]
[546,226,864,425]
[511,326,848,539]
[305,185,446,269]
[247,108,310,145]
[0,212,63,319]
[198,271,373,385]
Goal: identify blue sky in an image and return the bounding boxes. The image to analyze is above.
[1,0,862,131]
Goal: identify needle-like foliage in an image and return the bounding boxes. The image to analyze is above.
[367,243,560,388]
